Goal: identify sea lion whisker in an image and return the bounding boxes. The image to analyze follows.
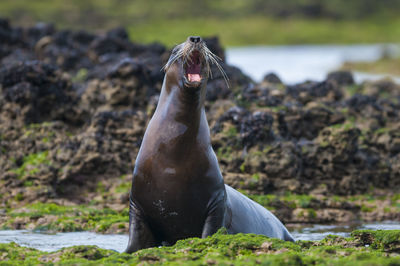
[207,63,213,79]
[163,50,185,71]
[207,55,229,88]
[204,47,223,61]
[201,47,229,87]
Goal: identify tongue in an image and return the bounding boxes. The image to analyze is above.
[188,73,201,82]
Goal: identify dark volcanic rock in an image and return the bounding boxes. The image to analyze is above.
[212,106,275,148]
[54,110,146,198]
[0,61,84,125]
[286,80,343,104]
[327,70,354,86]
[277,104,345,140]
[263,73,282,84]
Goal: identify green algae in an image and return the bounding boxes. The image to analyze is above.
[114,182,130,194]
[10,151,51,180]
[342,57,400,76]
[4,203,128,233]
[247,192,400,212]
[72,68,89,82]
[351,230,400,252]
[0,242,45,265]
[246,192,314,209]
[2,193,399,232]
[1,230,399,265]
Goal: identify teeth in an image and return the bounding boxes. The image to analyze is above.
[188,74,201,82]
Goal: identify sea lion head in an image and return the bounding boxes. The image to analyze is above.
[163,36,228,90]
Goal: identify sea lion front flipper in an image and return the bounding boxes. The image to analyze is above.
[125,195,157,253]
[201,191,226,238]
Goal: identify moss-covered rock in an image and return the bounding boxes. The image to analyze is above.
[2,202,129,233]
[1,193,399,231]
[1,229,399,265]
[352,230,400,252]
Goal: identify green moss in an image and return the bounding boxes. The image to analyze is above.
[216,146,233,161]
[115,182,131,193]
[11,151,51,179]
[243,192,317,210]
[360,204,375,213]
[14,193,24,202]
[269,105,288,113]
[72,68,88,82]
[262,145,272,153]
[96,181,106,193]
[251,173,260,181]
[319,141,329,147]
[383,207,391,213]
[374,127,391,135]
[6,203,129,233]
[118,223,126,229]
[391,194,400,201]
[27,122,52,129]
[351,230,400,252]
[245,193,276,209]
[239,162,246,173]
[329,121,357,132]
[308,208,317,219]
[301,145,309,154]
[1,230,400,265]
[345,85,361,96]
[226,126,238,138]
[342,57,400,76]
[0,242,45,264]
[283,192,314,208]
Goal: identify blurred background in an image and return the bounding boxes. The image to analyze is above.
[1,0,400,83]
[1,0,400,46]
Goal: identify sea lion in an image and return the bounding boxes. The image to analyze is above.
[125,36,294,253]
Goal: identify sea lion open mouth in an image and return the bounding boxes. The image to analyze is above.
[185,50,202,83]
[163,36,229,88]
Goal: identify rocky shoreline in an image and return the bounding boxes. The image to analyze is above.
[1,18,399,230]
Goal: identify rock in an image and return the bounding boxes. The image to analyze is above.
[263,73,282,84]
[277,104,345,140]
[327,71,354,86]
[0,61,83,125]
[286,79,343,104]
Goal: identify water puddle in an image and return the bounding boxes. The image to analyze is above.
[0,230,128,253]
[0,221,399,252]
[226,44,400,84]
[290,221,400,241]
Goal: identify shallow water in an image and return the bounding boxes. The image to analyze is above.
[226,44,400,84]
[290,221,400,241]
[0,221,399,253]
[0,230,128,253]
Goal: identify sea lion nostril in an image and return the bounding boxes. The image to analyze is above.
[189,36,201,43]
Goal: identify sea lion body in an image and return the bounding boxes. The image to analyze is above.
[125,37,294,253]
[225,185,293,240]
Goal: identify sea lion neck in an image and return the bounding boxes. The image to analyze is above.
[158,80,207,127]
